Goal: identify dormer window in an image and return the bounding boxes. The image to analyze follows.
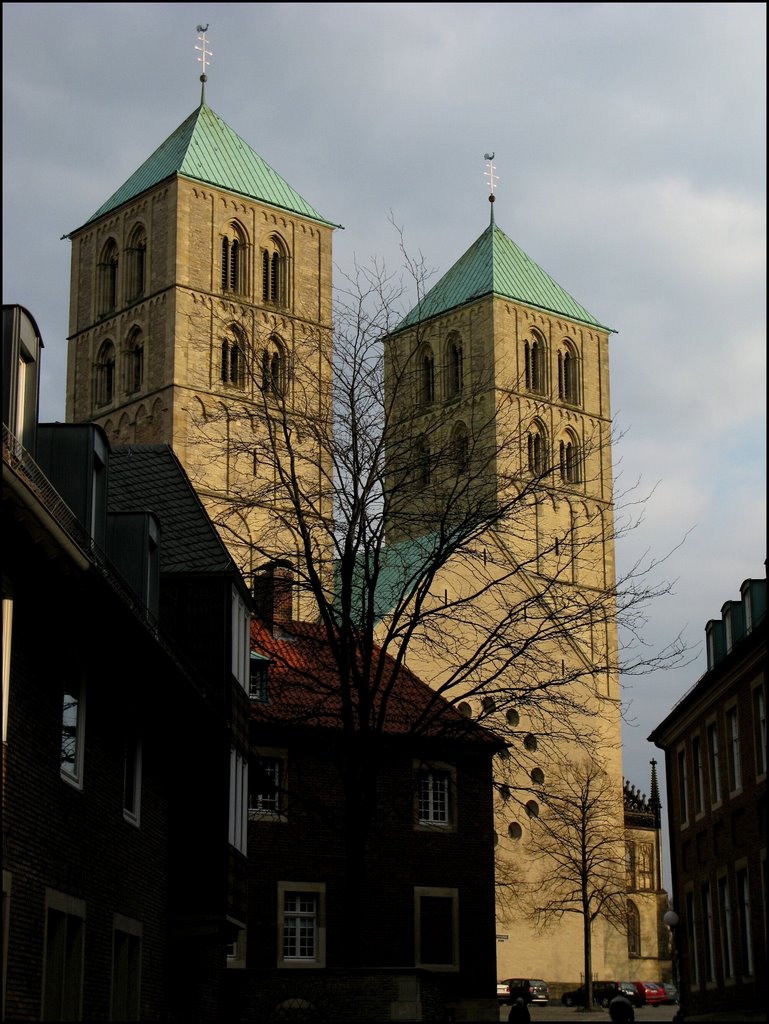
[249,656,270,702]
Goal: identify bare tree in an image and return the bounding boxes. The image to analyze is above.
[185,239,686,950]
[525,757,628,1009]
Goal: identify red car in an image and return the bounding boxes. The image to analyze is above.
[629,981,666,1006]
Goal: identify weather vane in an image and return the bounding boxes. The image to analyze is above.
[483,153,498,223]
[195,24,212,102]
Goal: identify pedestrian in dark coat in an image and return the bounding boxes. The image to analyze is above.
[608,993,635,1023]
[508,997,531,1023]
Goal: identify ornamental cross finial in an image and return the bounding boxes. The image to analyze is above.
[483,153,499,195]
[195,24,212,77]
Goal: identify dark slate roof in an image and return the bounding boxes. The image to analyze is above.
[397,221,611,332]
[108,444,240,577]
[251,619,503,748]
[74,103,338,231]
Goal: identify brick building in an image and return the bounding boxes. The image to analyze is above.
[2,304,251,1021]
[649,568,766,1020]
[224,617,504,1021]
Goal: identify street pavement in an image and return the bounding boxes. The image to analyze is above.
[498,1002,679,1023]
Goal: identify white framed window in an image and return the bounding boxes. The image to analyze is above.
[123,730,142,826]
[249,752,286,820]
[726,706,742,793]
[416,763,455,829]
[61,678,86,788]
[228,748,248,854]
[717,873,734,980]
[752,683,766,779]
[111,914,142,1021]
[231,588,250,691]
[249,655,270,702]
[677,746,689,827]
[707,720,721,806]
[42,890,85,1021]
[277,882,325,968]
[414,886,459,970]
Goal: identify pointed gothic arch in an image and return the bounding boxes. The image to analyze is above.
[221,325,248,389]
[418,344,435,407]
[262,234,289,307]
[559,429,582,485]
[98,238,119,316]
[124,326,144,394]
[558,339,580,405]
[527,419,548,476]
[261,336,287,398]
[524,329,546,394]
[627,899,641,957]
[94,339,116,407]
[445,331,464,399]
[125,224,147,302]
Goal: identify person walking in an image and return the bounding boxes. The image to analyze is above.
[608,992,635,1023]
[507,996,531,1023]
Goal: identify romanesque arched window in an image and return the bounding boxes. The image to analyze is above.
[262,235,289,306]
[627,900,641,957]
[524,331,546,394]
[126,225,147,302]
[558,341,580,405]
[527,422,547,475]
[416,436,432,487]
[452,422,469,475]
[221,223,247,294]
[221,327,248,388]
[95,340,116,406]
[261,336,286,397]
[446,332,463,398]
[559,431,581,485]
[98,239,119,316]
[125,327,144,394]
[419,346,435,407]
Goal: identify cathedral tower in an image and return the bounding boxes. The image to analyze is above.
[66,100,337,586]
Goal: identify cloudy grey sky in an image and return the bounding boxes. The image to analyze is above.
[3,2,766,876]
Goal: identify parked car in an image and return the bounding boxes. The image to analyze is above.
[659,981,679,1004]
[498,978,549,1005]
[629,981,667,1006]
[561,981,622,1008]
[619,982,645,1007]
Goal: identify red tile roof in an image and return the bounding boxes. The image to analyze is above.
[250,619,502,748]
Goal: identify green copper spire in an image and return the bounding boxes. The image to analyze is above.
[74,103,338,233]
[398,220,612,332]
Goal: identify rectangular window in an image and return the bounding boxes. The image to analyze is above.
[111,916,142,1021]
[718,874,734,979]
[707,722,721,805]
[249,658,270,702]
[726,707,742,792]
[736,867,753,976]
[701,883,714,983]
[685,888,699,987]
[228,749,248,854]
[249,755,284,817]
[414,886,459,969]
[278,883,325,967]
[753,684,767,778]
[692,735,704,815]
[61,679,85,788]
[677,747,689,826]
[123,731,142,826]
[637,843,654,890]
[42,891,85,1021]
[231,588,250,691]
[417,765,454,827]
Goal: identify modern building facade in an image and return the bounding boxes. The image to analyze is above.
[650,569,767,1020]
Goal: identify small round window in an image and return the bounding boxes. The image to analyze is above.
[482,696,496,712]
[531,767,545,785]
[524,733,538,752]
[525,800,539,818]
[457,701,472,718]
[508,822,523,840]
[499,784,511,801]
[506,709,520,727]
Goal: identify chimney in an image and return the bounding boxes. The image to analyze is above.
[252,560,294,635]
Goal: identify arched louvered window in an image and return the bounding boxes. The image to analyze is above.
[416,436,432,487]
[221,328,247,388]
[559,433,581,484]
[446,333,463,398]
[453,422,469,475]
[527,425,547,475]
[558,342,580,404]
[262,236,289,306]
[125,328,144,393]
[419,346,435,406]
[126,225,147,302]
[98,239,119,315]
[627,900,641,957]
[261,337,286,397]
[524,332,545,394]
[95,340,116,406]
[221,224,247,294]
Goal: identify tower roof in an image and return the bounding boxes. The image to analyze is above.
[397,221,611,332]
[75,103,338,232]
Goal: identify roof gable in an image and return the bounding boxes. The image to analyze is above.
[79,104,336,229]
[398,222,610,332]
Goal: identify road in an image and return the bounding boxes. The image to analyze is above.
[498,1003,678,1023]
